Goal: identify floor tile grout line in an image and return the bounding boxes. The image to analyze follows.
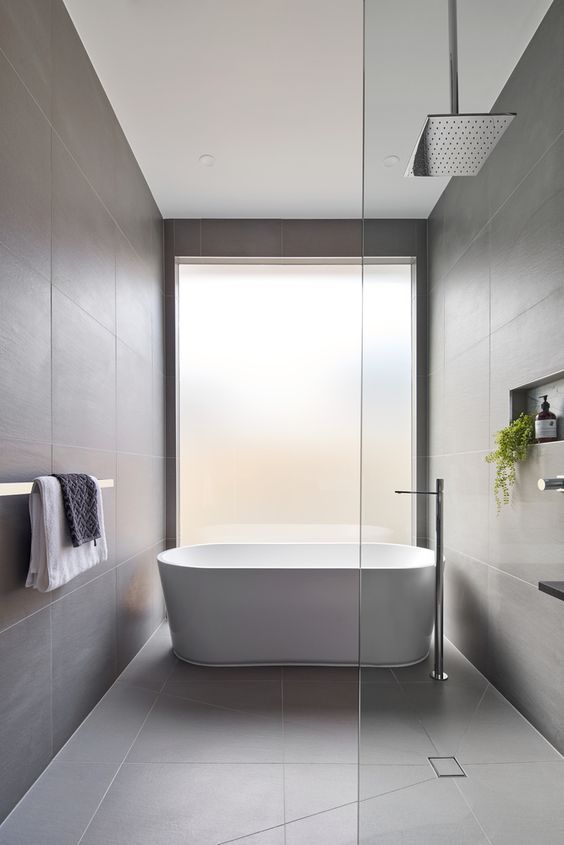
[117,760,443,767]
[281,673,287,845]
[158,688,284,725]
[217,773,443,845]
[75,694,162,845]
[402,636,564,762]
[154,638,181,696]
[216,821,286,844]
[469,681,564,763]
[460,759,564,768]
[392,675,441,757]
[452,778,494,845]
[358,773,439,807]
[216,799,359,845]
[453,682,491,758]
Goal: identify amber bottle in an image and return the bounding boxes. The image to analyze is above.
[535,395,557,443]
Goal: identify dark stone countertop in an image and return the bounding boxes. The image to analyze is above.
[538,581,564,601]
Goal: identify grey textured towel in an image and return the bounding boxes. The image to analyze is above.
[52,473,101,548]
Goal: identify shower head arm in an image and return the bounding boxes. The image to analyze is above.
[449,0,459,114]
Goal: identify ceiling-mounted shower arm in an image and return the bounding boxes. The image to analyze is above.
[448,0,459,114]
[404,0,515,177]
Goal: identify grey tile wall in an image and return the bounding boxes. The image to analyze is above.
[0,608,53,821]
[0,0,164,820]
[283,219,361,257]
[427,0,564,754]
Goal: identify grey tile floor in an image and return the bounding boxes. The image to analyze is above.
[1,623,563,844]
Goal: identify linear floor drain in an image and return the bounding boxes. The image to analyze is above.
[428,756,466,777]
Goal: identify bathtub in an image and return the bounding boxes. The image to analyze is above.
[157,542,435,667]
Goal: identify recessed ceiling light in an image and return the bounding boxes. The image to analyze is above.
[383,155,400,168]
[199,154,215,167]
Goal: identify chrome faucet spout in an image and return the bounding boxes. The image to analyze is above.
[395,479,447,681]
[395,490,437,495]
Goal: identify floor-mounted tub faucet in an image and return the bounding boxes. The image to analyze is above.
[395,479,447,681]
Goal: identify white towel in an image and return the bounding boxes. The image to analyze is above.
[26,475,108,592]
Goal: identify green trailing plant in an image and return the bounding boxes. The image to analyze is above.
[485,413,535,513]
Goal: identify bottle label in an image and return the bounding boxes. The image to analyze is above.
[535,419,557,439]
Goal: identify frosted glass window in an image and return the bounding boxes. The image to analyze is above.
[361,264,412,545]
[178,264,363,546]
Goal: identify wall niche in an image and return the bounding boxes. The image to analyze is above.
[510,369,564,443]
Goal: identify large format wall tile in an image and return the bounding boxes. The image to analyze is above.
[51,571,118,752]
[363,219,421,257]
[116,453,164,563]
[427,368,444,458]
[201,219,282,257]
[488,440,564,584]
[444,548,488,674]
[427,279,444,375]
[427,166,491,285]
[283,219,361,257]
[0,52,50,278]
[51,0,117,210]
[52,136,116,333]
[428,0,564,757]
[443,339,490,455]
[0,0,164,821]
[112,128,162,275]
[0,0,52,116]
[117,341,153,456]
[487,568,564,752]
[489,286,564,433]
[151,288,165,376]
[435,452,490,573]
[52,288,116,452]
[117,543,165,671]
[152,370,165,458]
[443,229,491,362]
[0,608,52,821]
[0,438,52,632]
[490,133,564,333]
[173,219,200,258]
[116,234,154,362]
[0,244,51,443]
[486,0,564,220]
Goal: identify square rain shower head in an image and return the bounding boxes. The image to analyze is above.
[405,113,515,177]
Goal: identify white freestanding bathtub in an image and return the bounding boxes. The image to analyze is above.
[158,542,435,667]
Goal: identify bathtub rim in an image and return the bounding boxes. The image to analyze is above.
[158,540,435,570]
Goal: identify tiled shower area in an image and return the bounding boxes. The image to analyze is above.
[2,623,563,845]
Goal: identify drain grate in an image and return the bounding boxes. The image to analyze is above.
[428,756,466,777]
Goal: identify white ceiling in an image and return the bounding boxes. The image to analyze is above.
[64,0,552,219]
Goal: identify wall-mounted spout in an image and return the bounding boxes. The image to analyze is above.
[537,476,564,492]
